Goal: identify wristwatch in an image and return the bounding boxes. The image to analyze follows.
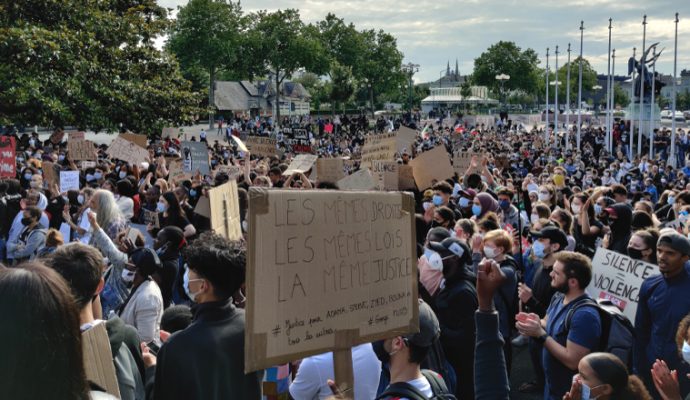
[535,332,548,344]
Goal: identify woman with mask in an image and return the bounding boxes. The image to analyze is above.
[150,191,196,239]
[471,192,499,220]
[432,206,455,232]
[537,184,556,210]
[154,226,186,308]
[453,219,476,244]
[650,313,690,400]
[114,179,135,221]
[603,203,633,254]
[573,193,603,258]
[530,203,552,226]
[418,227,451,300]
[118,247,164,346]
[627,229,659,264]
[563,352,652,400]
[550,208,576,251]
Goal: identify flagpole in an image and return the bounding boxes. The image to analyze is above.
[555,45,560,145]
[649,47,657,159]
[566,43,572,150]
[638,15,647,157]
[670,13,679,168]
[545,47,550,143]
[606,18,612,152]
[577,21,584,151]
[610,49,616,153]
[629,47,636,159]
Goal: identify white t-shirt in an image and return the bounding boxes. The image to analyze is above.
[403,376,433,398]
[289,343,381,400]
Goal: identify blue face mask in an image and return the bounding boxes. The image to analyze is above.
[472,204,482,217]
[23,173,32,181]
[459,197,470,208]
[432,194,443,207]
[157,201,167,213]
[58,155,65,162]
[499,199,511,210]
[594,204,603,215]
[532,240,546,258]
[94,172,103,180]
[189,189,197,197]
[668,196,675,205]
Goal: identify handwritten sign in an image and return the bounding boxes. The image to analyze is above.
[0,136,16,178]
[360,135,397,169]
[181,141,209,175]
[59,171,80,193]
[409,146,454,190]
[68,131,85,141]
[246,137,277,158]
[337,168,377,191]
[107,136,149,166]
[452,151,474,176]
[68,139,98,161]
[283,154,318,176]
[316,158,345,184]
[208,180,242,240]
[216,165,243,181]
[143,209,160,229]
[372,161,399,191]
[396,127,418,152]
[586,248,660,322]
[245,188,418,372]
[120,133,148,149]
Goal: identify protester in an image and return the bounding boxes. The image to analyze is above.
[7,205,47,262]
[562,353,652,400]
[650,313,690,400]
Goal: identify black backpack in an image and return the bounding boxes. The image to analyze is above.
[564,297,635,369]
[377,369,457,400]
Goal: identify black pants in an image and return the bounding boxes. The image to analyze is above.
[442,341,475,400]
[528,337,545,386]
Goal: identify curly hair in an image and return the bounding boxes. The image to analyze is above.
[676,313,690,358]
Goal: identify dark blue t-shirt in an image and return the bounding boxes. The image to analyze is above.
[543,293,602,400]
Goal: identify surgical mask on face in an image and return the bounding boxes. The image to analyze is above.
[472,204,482,217]
[538,192,551,202]
[594,204,603,215]
[86,174,95,182]
[426,250,443,271]
[77,194,84,205]
[28,139,35,147]
[157,201,167,213]
[668,196,676,205]
[23,173,32,181]
[571,204,581,215]
[94,172,103,180]
[189,189,197,197]
[483,246,498,259]
[532,240,546,258]
[432,194,443,207]
[121,269,135,283]
[499,199,511,210]
[119,171,127,179]
[58,154,65,162]
[183,268,201,302]
[682,341,690,364]
[459,197,470,208]
[531,214,540,224]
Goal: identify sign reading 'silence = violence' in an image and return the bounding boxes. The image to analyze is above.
[245,189,418,373]
[586,248,659,323]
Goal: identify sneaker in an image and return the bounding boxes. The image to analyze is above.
[511,334,528,347]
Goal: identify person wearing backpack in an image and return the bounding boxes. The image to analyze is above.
[374,300,455,400]
[516,251,602,400]
[635,231,690,398]
[6,205,47,263]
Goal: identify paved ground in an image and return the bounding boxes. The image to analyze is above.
[509,341,543,400]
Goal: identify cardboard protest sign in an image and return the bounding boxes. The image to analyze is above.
[67,139,98,161]
[230,135,249,152]
[409,146,454,190]
[283,154,318,176]
[161,127,180,139]
[586,248,660,322]
[316,158,345,184]
[42,162,58,188]
[49,130,65,145]
[216,165,243,181]
[360,135,397,169]
[245,137,277,158]
[337,168,377,191]
[59,170,80,193]
[245,188,418,373]
[396,126,418,151]
[208,180,242,240]
[0,136,16,178]
[82,321,120,398]
[107,136,150,166]
[398,165,416,191]
[143,209,160,229]
[67,131,85,141]
[194,196,211,218]
[130,223,154,248]
[120,133,148,149]
[181,141,210,175]
[372,161,399,191]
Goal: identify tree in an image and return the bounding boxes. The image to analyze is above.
[329,62,355,113]
[460,81,472,111]
[249,9,329,122]
[554,57,598,105]
[613,83,630,108]
[472,41,541,95]
[357,29,405,111]
[168,0,249,128]
[0,0,201,134]
[315,14,366,75]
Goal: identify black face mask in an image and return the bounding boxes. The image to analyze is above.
[21,217,33,226]
[372,340,390,365]
[627,247,644,261]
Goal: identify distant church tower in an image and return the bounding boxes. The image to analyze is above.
[446,61,451,76]
[455,59,459,79]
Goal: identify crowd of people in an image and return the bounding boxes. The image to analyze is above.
[1,112,690,400]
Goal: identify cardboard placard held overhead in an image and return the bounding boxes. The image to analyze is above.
[208,180,242,240]
[586,248,659,323]
[396,126,418,151]
[107,136,150,166]
[49,130,65,145]
[283,154,318,176]
[372,161,399,191]
[398,165,416,191]
[181,141,210,175]
[409,146,454,190]
[82,321,121,398]
[0,136,17,178]
[216,165,243,181]
[316,158,345,184]
[452,151,475,176]
[337,168,377,191]
[68,139,98,161]
[67,131,85,141]
[360,135,398,169]
[245,188,418,373]
[120,133,148,149]
[59,170,80,193]
[245,137,278,158]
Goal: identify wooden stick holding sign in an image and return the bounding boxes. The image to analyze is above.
[333,349,355,400]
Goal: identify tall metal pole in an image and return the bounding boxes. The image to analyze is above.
[610,49,616,153]
[629,47,636,159]
[545,47,550,143]
[566,43,572,150]
[649,49,657,159]
[670,13,679,168]
[638,15,647,156]
[555,45,560,144]
[606,18,613,152]
[577,21,584,150]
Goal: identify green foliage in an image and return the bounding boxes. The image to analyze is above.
[329,62,355,109]
[473,41,540,95]
[613,83,630,108]
[0,0,201,134]
[553,57,598,104]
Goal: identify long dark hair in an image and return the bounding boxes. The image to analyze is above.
[0,262,89,399]
[586,353,652,400]
[162,191,184,219]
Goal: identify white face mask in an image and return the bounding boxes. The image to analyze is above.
[121,269,135,283]
[682,340,690,364]
[483,246,499,259]
[426,251,444,271]
[531,214,540,224]
[538,193,551,202]
[571,204,581,215]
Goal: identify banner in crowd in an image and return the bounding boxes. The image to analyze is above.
[68,139,98,161]
[181,141,210,175]
[208,180,242,241]
[587,248,660,322]
[107,136,150,166]
[246,137,278,158]
[316,158,345,184]
[409,146,454,190]
[0,136,16,178]
[245,188,418,372]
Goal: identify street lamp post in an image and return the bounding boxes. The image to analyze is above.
[577,21,584,150]
[545,47,550,142]
[401,62,420,113]
[555,45,560,141]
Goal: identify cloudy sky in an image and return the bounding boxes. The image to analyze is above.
[159,0,690,83]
